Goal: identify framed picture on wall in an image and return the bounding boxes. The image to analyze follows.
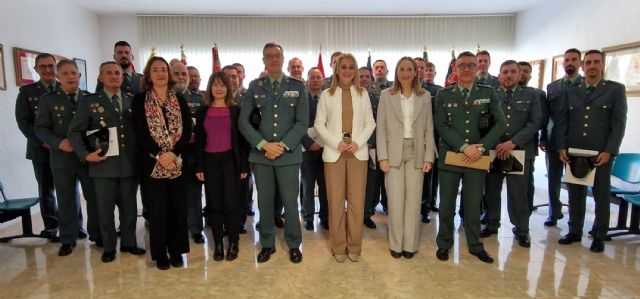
[528,59,544,89]
[74,58,87,91]
[603,41,640,96]
[0,43,6,91]
[13,47,41,86]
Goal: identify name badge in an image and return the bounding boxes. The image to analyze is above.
[473,98,491,106]
[284,91,299,98]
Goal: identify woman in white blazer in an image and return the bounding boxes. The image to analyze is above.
[376,56,435,259]
[314,53,376,263]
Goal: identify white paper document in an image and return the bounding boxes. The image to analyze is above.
[564,148,598,186]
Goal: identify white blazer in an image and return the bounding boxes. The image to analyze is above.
[314,85,376,162]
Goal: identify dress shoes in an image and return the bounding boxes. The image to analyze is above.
[480,228,498,238]
[436,248,449,261]
[78,230,88,239]
[192,233,205,244]
[558,232,582,245]
[239,225,248,234]
[213,243,225,261]
[402,251,415,259]
[90,238,103,248]
[390,250,403,259]
[257,247,276,263]
[247,209,255,216]
[304,220,314,231]
[226,242,239,261]
[120,246,146,255]
[156,256,170,270]
[347,253,359,262]
[320,220,329,230]
[333,254,346,263]
[431,205,440,212]
[289,248,303,263]
[170,254,184,267]
[421,214,431,223]
[274,217,285,228]
[58,243,75,256]
[470,250,494,264]
[512,228,531,248]
[364,218,377,229]
[40,229,60,242]
[101,251,116,263]
[590,238,605,253]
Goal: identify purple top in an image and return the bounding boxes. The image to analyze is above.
[204,107,232,153]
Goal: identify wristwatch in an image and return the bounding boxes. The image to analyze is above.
[477,146,486,153]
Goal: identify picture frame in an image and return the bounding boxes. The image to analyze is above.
[0,43,6,91]
[603,41,640,96]
[528,59,545,89]
[13,47,67,86]
[551,55,564,82]
[74,58,88,91]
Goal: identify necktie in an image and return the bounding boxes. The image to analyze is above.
[586,86,595,94]
[68,93,77,105]
[506,89,513,100]
[111,94,121,112]
[313,95,318,102]
[462,88,469,106]
[48,84,54,92]
[273,80,279,93]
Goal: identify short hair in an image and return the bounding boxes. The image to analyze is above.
[584,49,603,58]
[288,57,302,66]
[222,65,238,73]
[457,51,476,60]
[114,41,131,50]
[99,61,121,75]
[203,72,235,107]
[231,63,244,71]
[56,59,78,71]
[307,67,320,76]
[187,66,199,72]
[35,53,56,66]
[565,48,582,57]
[500,60,519,70]
[263,42,283,56]
[358,66,372,76]
[477,50,491,58]
[413,57,425,63]
[373,59,387,67]
[330,51,343,61]
[390,57,425,96]
[141,56,176,91]
[517,61,532,70]
[425,62,436,69]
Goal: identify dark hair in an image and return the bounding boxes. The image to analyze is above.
[500,60,519,70]
[114,41,131,50]
[307,67,320,76]
[232,63,244,71]
[56,59,78,71]
[390,57,425,96]
[358,66,372,76]
[263,42,283,56]
[141,56,176,91]
[517,61,532,70]
[373,59,387,67]
[565,48,582,57]
[477,50,491,58]
[413,57,425,63]
[222,65,237,73]
[187,66,199,71]
[584,49,603,58]
[457,51,476,60]
[203,72,235,107]
[35,53,56,66]
[425,62,436,69]
[330,51,343,61]
[99,61,121,75]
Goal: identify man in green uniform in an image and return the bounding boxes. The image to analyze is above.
[35,59,99,255]
[68,61,146,263]
[482,60,543,248]
[476,50,500,89]
[555,50,627,253]
[238,42,308,264]
[95,41,142,96]
[434,51,506,264]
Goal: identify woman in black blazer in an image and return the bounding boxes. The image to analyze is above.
[194,72,248,261]
[132,56,192,270]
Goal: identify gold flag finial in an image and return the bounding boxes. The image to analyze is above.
[180,44,185,52]
[150,47,157,58]
[476,44,481,54]
[451,48,456,59]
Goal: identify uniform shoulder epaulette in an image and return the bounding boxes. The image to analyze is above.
[41,90,58,97]
[288,76,303,82]
[441,85,456,92]
[476,83,493,89]
[80,90,92,96]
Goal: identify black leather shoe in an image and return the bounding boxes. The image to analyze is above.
[470,250,494,264]
[226,242,239,261]
[192,233,205,244]
[421,214,431,223]
[257,247,276,263]
[480,228,498,238]
[402,251,415,259]
[289,248,303,263]
[101,251,116,263]
[170,254,184,267]
[239,225,248,234]
[320,220,329,230]
[480,214,489,225]
[58,243,75,256]
[512,227,531,248]
[40,229,60,242]
[390,250,402,259]
[364,218,377,229]
[558,232,582,245]
[156,256,170,270]
[93,239,103,248]
[431,206,440,213]
[120,246,146,255]
[274,217,285,228]
[436,248,449,261]
[213,242,224,261]
[78,230,88,239]
[590,238,605,253]
[247,209,255,216]
[544,217,558,227]
[304,221,314,231]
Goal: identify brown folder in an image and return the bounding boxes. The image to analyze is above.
[444,151,491,170]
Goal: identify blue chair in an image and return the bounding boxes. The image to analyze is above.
[608,194,640,238]
[606,153,640,238]
[0,180,50,243]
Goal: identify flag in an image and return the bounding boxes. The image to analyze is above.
[423,47,429,62]
[317,52,325,78]
[445,49,458,86]
[212,45,221,73]
[366,51,372,73]
[180,44,187,66]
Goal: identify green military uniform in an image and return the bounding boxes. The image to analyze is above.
[15,80,60,235]
[364,88,387,218]
[476,74,500,90]
[434,82,506,254]
[485,86,543,238]
[421,82,443,216]
[177,90,204,237]
[34,90,99,245]
[555,79,627,240]
[95,71,143,96]
[238,75,308,249]
[68,90,140,255]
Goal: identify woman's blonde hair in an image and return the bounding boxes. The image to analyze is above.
[328,53,364,96]
[390,56,425,96]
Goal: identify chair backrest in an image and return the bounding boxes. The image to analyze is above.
[612,153,640,184]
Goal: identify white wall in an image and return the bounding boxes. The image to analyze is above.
[98,14,141,74]
[515,0,640,153]
[0,0,101,197]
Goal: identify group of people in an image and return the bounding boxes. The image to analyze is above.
[14,39,627,269]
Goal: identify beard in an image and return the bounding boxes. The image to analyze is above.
[565,65,576,76]
[120,61,131,70]
[174,82,188,93]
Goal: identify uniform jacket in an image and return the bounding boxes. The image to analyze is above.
[15,80,60,161]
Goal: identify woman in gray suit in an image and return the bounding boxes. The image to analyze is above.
[376,56,435,259]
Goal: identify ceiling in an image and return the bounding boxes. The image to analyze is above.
[66,0,548,16]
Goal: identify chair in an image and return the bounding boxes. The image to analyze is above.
[608,194,640,238]
[606,153,640,238]
[0,180,50,243]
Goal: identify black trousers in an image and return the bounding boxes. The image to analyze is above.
[204,151,242,243]
[32,160,58,230]
[141,174,189,261]
[301,150,328,222]
[364,161,387,218]
[421,157,439,215]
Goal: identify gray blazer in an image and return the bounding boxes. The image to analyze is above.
[376,89,435,168]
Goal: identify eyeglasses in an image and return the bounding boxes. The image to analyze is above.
[37,64,56,69]
[264,54,283,60]
[457,63,477,70]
